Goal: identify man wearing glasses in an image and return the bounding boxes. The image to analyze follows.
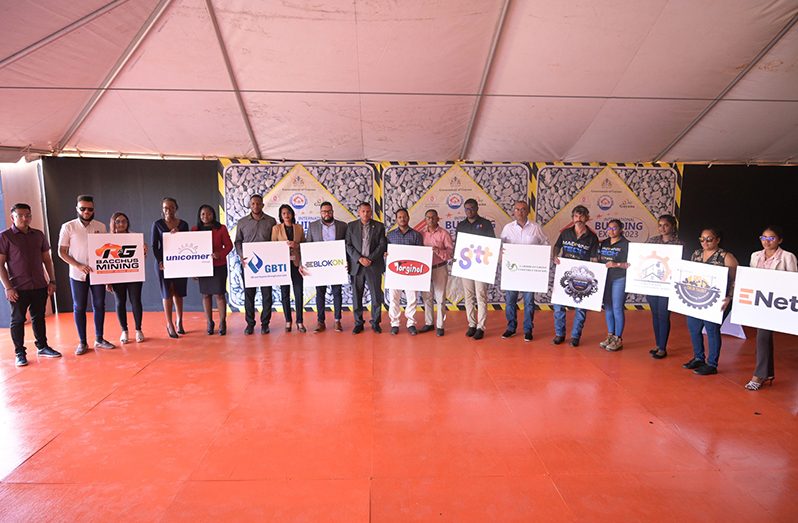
[455,198,496,340]
[306,201,347,333]
[58,195,115,354]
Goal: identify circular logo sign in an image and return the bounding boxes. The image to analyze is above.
[290,193,307,209]
[447,193,463,209]
[597,195,614,211]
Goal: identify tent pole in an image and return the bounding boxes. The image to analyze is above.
[205,0,262,160]
[459,0,511,161]
[653,12,798,162]
[55,0,174,154]
[0,0,131,70]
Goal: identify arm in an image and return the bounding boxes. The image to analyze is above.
[217,226,233,259]
[41,250,57,296]
[0,254,18,303]
[721,252,739,310]
[370,226,388,261]
[345,224,362,261]
[58,245,91,275]
[234,220,244,259]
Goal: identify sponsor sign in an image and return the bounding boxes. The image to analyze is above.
[731,266,798,336]
[625,243,684,297]
[242,241,292,288]
[87,233,146,285]
[500,244,551,292]
[163,231,213,278]
[451,232,502,285]
[300,240,349,287]
[667,260,728,323]
[385,244,433,292]
[551,258,608,312]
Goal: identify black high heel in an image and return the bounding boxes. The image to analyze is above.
[219,321,226,336]
[166,325,179,339]
[207,320,215,335]
[176,322,186,335]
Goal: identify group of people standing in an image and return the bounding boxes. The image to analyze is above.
[1,194,794,392]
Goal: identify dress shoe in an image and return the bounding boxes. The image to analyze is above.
[569,338,580,347]
[94,339,116,350]
[75,342,89,355]
[314,322,326,333]
[419,324,434,333]
[207,320,216,335]
[552,335,565,345]
[167,325,179,339]
[501,330,515,339]
[244,325,254,335]
[408,326,418,336]
[176,323,186,335]
[261,325,270,334]
[15,353,28,367]
[436,328,445,337]
[473,328,485,340]
[37,347,62,358]
[390,326,399,335]
[652,349,667,359]
[649,347,660,355]
[218,321,226,336]
[682,358,705,370]
[465,327,476,337]
[524,332,533,342]
[372,324,382,334]
[352,325,364,334]
[334,320,343,332]
[693,364,718,375]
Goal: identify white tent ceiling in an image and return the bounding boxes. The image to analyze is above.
[1,0,797,163]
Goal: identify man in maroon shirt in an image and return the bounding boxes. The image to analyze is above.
[0,203,61,366]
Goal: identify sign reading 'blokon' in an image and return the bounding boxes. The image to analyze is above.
[242,241,292,288]
[385,244,433,292]
[87,233,146,285]
[731,266,798,336]
[300,240,349,288]
[163,231,213,279]
[451,232,502,284]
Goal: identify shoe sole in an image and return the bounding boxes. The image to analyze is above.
[37,353,62,358]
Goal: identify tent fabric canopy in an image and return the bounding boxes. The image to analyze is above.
[1,0,797,163]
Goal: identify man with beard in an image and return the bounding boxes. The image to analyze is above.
[386,208,423,336]
[234,194,277,335]
[306,201,347,333]
[58,195,115,354]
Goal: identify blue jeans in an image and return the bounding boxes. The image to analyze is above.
[646,295,671,349]
[686,316,721,368]
[505,291,535,334]
[70,276,107,343]
[553,304,587,339]
[603,277,626,337]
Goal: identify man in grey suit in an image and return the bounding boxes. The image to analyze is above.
[306,201,348,333]
[344,202,387,334]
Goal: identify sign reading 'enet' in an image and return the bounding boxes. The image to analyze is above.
[731,266,798,336]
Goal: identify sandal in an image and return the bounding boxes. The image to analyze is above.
[297,323,307,333]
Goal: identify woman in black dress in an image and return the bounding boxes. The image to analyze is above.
[151,197,189,338]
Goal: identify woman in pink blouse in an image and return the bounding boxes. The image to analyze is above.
[745,226,797,390]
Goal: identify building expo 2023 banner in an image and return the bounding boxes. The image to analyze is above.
[220,160,679,311]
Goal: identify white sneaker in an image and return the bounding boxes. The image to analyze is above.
[135,330,145,343]
[120,331,129,344]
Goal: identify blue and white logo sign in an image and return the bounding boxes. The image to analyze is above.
[243,242,292,288]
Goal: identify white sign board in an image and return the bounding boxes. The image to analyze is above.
[163,231,213,279]
[451,232,502,284]
[500,244,551,292]
[667,260,729,324]
[385,244,433,292]
[300,240,349,287]
[87,233,146,285]
[731,266,798,335]
[550,258,608,312]
[242,241,292,288]
[625,243,684,296]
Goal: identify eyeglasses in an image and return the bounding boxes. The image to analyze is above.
[760,235,777,242]
[78,207,94,212]
[607,226,619,231]
[424,215,437,220]
[698,237,716,243]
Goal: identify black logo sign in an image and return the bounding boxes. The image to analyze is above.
[674,275,720,309]
[560,265,599,303]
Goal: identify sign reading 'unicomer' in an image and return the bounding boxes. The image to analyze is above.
[163,231,213,279]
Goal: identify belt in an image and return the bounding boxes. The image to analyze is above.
[432,261,448,269]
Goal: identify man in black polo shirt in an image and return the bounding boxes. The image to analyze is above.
[455,198,495,340]
[552,205,599,347]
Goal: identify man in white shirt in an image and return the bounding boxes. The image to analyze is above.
[306,201,348,333]
[500,201,548,342]
[58,195,115,354]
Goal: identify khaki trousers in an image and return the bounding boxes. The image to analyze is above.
[422,265,449,328]
[461,278,488,329]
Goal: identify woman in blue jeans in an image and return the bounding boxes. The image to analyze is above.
[647,215,681,359]
[598,219,629,351]
[682,227,738,376]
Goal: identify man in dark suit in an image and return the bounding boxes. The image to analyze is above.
[345,201,387,334]
[306,201,348,333]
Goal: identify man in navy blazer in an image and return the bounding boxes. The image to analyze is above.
[344,201,387,334]
[306,201,348,333]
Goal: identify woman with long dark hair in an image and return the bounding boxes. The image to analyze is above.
[272,204,306,333]
[598,219,629,351]
[648,214,682,359]
[108,212,146,343]
[192,204,233,335]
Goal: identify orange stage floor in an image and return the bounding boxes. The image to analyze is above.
[1,309,796,521]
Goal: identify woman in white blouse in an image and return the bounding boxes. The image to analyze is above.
[745,226,798,390]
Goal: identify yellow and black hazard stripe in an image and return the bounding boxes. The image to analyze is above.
[373,162,385,222]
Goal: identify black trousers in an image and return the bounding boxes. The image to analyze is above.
[315,284,343,323]
[111,281,143,331]
[243,269,273,327]
[280,264,304,323]
[10,287,49,355]
[352,267,383,327]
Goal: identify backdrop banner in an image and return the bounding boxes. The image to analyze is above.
[385,244,433,292]
[451,232,502,285]
[87,233,145,285]
[667,260,728,324]
[300,240,349,288]
[731,266,798,336]
[163,231,213,279]
[550,258,608,312]
[625,243,684,297]
[500,244,551,293]
[242,241,291,288]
